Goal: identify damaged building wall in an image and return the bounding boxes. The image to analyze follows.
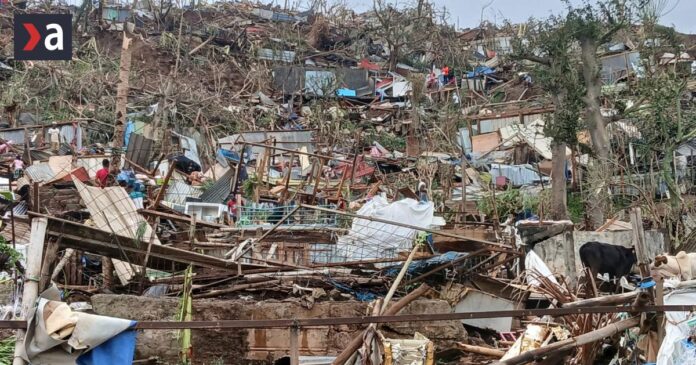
[91,295,466,364]
[533,230,667,277]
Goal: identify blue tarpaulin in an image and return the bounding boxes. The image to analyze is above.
[383,252,469,277]
[466,66,495,79]
[327,278,378,301]
[76,321,138,365]
[123,120,135,148]
[218,148,240,163]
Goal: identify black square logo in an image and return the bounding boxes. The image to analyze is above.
[14,14,72,61]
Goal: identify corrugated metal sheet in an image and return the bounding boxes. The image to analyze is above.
[490,164,549,186]
[172,132,200,166]
[478,116,519,134]
[219,130,314,160]
[458,128,472,154]
[199,168,234,204]
[25,163,56,183]
[125,133,154,169]
[164,173,203,206]
[257,48,296,63]
[0,124,83,150]
[273,67,369,95]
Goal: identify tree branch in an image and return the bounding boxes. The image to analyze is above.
[516,53,551,67]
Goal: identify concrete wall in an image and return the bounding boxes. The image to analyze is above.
[91,295,467,365]
[533,230,666,278]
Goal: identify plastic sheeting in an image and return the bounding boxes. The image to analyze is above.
[384,251,467,277]
[657,290,696,365]
[20,296,135,365]
[335,196,434,261]
[525,250,559,286]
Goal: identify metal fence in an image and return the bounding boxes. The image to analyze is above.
[237,204,338,228]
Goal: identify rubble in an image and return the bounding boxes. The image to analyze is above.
[1,0,696,364]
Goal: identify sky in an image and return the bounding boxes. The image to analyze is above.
[334,0,696,34]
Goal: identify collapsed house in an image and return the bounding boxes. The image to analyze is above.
[2,1,696,365]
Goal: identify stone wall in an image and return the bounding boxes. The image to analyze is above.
[533,230,667,279]
[91,295,467,365]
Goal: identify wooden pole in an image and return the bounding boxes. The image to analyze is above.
[460,150,467,224]
[113,32,133,170]
[290,325,300,365]
[457,343,505,357]
[332,284,431,365]
[656,276,665,347]
[492,317,640,365]
[230,144,246,198]
[38,240,59,292]
[32,182,39,214]
[560,291,639,308]
[13,217,47,365]
[630,207,650,277]
[188,213,196,250]
[380,243,421,314]
[51,249,74,282]
[152,162,175,209]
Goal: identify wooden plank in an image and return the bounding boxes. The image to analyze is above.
[29,212,267,272]
[471,132,502,153]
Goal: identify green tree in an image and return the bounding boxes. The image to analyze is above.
[513,16,584,220]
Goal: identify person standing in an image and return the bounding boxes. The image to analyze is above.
[47,122,61,152]
[96,159,110,188]
[12,155,24,179]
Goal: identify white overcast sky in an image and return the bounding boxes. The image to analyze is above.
[296,0,695,34]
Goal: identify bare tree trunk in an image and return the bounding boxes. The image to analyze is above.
[579,37,610,228]
[112,33,133,170]
[551,142,568,220]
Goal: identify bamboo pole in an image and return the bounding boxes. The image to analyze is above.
[13,217,47,365]
[492,317,640,365]
[457,343,505,357]
[560,291,639,308]
[152,161,175,209]
[332,283,432,365]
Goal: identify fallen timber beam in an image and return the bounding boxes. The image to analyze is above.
[29,212,268,272]
[491,317,640,365]
[457,343,506,357]
[299,204,512,249]
[0,306,689,330]
[560,291,639,308]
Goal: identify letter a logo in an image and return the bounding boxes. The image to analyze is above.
[14,14,72,61]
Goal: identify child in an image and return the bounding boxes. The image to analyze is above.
[12,156,24,179]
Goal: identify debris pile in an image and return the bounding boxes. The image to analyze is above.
[1,0,696,364]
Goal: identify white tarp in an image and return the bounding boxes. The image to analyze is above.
[20,293,133,365]
[335,196,434,261]
[525,250,559,287]
[657,290,696,365]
